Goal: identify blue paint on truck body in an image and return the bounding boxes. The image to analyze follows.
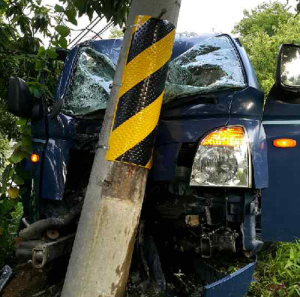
[27,34,300,296]
[33,34,269,201]
[262,94,300,242]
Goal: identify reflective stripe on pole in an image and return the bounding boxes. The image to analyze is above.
[106,16,175,169]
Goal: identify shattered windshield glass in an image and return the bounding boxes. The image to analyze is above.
[63,46,115,115]
[165,36,247,103]
[62,35,247,115]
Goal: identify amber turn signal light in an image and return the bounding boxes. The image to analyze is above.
[273,139,296,148]
[31,153,40,163]
[201,126,245,148]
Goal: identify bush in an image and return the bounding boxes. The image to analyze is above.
[249,242,300,296]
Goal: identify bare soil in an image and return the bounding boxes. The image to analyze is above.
[1,258,68,297]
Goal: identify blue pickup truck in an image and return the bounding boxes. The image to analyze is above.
[7,33,300,296]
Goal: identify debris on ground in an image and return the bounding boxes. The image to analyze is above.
[0,265,12,293]
[1,260,66,297]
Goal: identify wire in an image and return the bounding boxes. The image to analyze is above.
[91,22,113,40]
[68,16,101,46]
[69,16,103,47]
[90,30,103,40]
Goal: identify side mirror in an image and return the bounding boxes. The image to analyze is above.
[8,77,34,118]
[276,44,300,90]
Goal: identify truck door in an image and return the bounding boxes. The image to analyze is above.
[262,44,300,242]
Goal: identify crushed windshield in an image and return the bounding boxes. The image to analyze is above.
[63,47,115,115]
[63,36,247,115]
[165,36,247,103]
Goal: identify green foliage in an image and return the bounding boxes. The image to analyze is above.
[233,2,293,38]
[0,199,23,268]
[0,1,67,141]
[296,0,300,13]
[0,133,10,177]
[0,0,131,267]
[249,242,300,296]
[0,118,32,260]
[65,0,131,26]
[55,25,71,38]
[108,27,124,39]
[234,1,300,95]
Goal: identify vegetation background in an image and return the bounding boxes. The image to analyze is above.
[1,0,300,296]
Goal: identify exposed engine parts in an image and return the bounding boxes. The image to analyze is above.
[173,225,239,258]
[200,227,239,258]
[16,234,75,269]
[145,175,261,259]
[19,202,82,241]
[17,197,82,268]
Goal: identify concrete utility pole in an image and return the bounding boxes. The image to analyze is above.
[61,1,181,296]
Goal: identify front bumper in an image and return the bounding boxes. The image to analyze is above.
[203,258,256,297]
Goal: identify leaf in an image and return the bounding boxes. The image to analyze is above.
[8,167,14,178]
[0,0,8,9]
[290,248,295,260]
[54,4,64,12]
[16,118,28,126]
[8,150,27,164]
[59,37,68,49]
[9,152,23,164]
[35,59,43,71]
[55,25,70,37]
[20,124,31,135]
[13,175,24,186]
[72,0,85,15]
[7,187,19,199]
[1,165,12,193]
[46,48,58,59]
[21,136,32,153]
[87,5,94,21]
[38,46,46,56]
[285,260,293,269]
[33,88,42,98]
[65,8,77,25]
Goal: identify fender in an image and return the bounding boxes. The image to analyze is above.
[228,87,268,189]
[38,113,76,201]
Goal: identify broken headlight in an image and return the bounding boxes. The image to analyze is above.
[190,126,251,188]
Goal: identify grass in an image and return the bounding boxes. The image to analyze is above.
[249,242,300,296]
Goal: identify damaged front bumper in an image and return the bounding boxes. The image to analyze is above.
[202,258,256,297]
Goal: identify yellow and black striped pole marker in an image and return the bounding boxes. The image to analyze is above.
[106,15,176,169]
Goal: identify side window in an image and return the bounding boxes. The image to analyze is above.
[63,47,116,116]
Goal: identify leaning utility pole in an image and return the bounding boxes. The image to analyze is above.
[61,1,181,296]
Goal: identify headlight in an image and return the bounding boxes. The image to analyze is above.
[190,126,251,188]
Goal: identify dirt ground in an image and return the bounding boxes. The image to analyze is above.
[1,252,246,296]
[1,260,200,297]
[1,259,68,297]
